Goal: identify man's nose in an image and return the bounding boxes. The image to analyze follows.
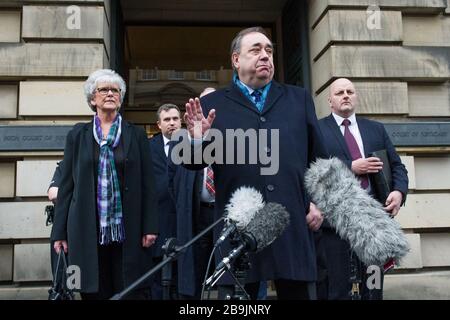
[260,49,269,60]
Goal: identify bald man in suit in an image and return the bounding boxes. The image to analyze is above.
[316,78,408,300]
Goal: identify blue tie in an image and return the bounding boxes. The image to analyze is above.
[252,90,262,103]
[251,90,263,111]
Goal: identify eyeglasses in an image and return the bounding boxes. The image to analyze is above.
[96,87,121,96]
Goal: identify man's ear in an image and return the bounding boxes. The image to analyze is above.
[231,52,239,69]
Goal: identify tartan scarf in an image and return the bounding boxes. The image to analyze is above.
[93,113,125,245]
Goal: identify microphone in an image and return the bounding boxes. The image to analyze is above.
[215,186,265,247]
[304,157,410,267]
[206,202,289,286]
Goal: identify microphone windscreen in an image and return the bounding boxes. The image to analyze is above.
[304,157,410,266]
[225,186,265,231]
[244,202,290,252]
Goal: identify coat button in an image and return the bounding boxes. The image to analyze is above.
[260,116,266,123]
[125,187,129,191]
[267,184,274,192]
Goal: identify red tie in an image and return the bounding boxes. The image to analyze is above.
[342,119,369,189]
[205,166,215,197]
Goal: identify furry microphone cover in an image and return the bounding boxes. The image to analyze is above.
[304,157,410,267]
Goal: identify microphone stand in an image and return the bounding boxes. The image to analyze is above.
[161,238,177,300]
[205,234,251,300]
[110,217,224,300]
[229,252,251,300]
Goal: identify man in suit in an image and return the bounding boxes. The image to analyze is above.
[181,27,327,300]
[316,78,409,300]
[168,88,217,299]
[148,103,181,299]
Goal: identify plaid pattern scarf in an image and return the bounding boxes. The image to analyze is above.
[93,114,124,245]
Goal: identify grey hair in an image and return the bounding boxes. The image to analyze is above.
[156,103,180,122]
[230,27,271,70]
[84,69,126,112]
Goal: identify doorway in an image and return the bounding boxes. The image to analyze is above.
[114,0,308,135]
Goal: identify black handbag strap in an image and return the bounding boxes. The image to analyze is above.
[52,249,70,290]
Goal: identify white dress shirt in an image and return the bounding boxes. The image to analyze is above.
[162,135,170,157]
[332,112,366,159]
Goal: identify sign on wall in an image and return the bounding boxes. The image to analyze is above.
[384,122,450,147]
[0,126,72,151]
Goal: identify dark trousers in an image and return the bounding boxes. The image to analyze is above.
[316,228,384,300]
[80,243,150,300]
[218,280,311,300]
[193,203,215,299]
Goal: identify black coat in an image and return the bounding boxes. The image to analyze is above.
[49,161,62,189]
[51,120,158,293]
[148,133,177,258]
[167,159,206,297]
[184,81,328,283]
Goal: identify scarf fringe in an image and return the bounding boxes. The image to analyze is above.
[99,221,125,245]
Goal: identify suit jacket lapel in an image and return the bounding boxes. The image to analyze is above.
[84,121,95,164]
[83,121,95,190]
[225,82,260,115]
[155,134,168,164]
[325,114,352,160]
[356,116,370,157]
[261,81,282,115]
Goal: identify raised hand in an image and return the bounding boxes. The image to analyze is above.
[184,98,216,138]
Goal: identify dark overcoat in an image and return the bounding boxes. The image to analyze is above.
[167,161,200,297]
[186,80,328,283]
[51,120,158,293]
[148,133,177,258]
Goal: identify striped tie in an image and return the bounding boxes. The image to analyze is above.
[206,166,215,197]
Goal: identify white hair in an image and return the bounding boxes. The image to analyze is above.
[84,69,126,111]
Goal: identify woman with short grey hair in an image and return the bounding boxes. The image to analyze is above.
[51,69,159,299]
[83,69,127,111]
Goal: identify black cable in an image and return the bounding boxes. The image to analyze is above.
[225,266,250,300]
[206,246,225,300]
[200,245,218,300]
